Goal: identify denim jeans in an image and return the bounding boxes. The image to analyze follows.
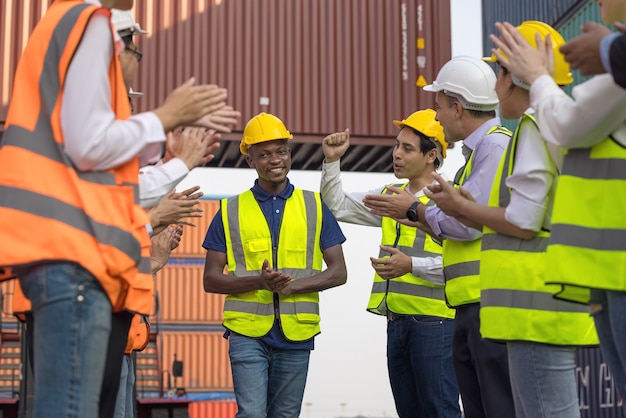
[507,341,579,418]
[228,332,310,418]
[591,289,626,415]
[387,315,461,418]
[453,304,515,418]
[114,355,136,418]
[18,262,112,418]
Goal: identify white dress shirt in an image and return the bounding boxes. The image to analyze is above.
[530,74,626,149]
[61,1,166,171]
[505,110,558,232]
[138,158,190,209]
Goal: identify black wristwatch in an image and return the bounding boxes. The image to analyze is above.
[406,201,420,222]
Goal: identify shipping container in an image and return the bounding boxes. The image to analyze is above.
[480,0,585,56]
[188,400,238,418]
[577,347,624,418]
[131,0,450,137]
[171,200,220,258]
[155,263,226,324]
[0,0,452,173]
[156,331,233,392]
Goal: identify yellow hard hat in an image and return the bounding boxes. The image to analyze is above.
[393,109,447,167]
[240,112,293,155]
[484,20,573,87]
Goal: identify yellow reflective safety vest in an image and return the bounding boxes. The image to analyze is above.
[443,125,512,307]
[367,183,454,319]
[221,188,323,341]
[546,131,626,303]
[0,1,153,314]
[480,115,597,345]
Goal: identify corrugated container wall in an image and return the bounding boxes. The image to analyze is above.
[0,0,51,124]
[480,0,584,57]
[0,0,451,132]
[131,0,451,137]
[188,400,238,418]
[159,331,232,391]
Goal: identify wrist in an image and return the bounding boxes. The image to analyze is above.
[406,201,420,222]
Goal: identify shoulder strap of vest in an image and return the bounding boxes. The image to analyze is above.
[486,125,513,137]
[381,182,408,195]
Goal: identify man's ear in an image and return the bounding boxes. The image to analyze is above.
[246,154,255,168]
[428,148,438,164]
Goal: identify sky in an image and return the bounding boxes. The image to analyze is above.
[179,0,483,416]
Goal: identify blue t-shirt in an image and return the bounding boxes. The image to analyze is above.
[202,178,346,350]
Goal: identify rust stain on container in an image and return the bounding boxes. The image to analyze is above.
[155,264,226,323]
[188,400,238,418]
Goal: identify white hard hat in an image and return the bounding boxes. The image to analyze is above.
[423,56,499,111]
[111,9,148,36]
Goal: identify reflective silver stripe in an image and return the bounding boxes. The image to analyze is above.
[40,4,91,121]
[278,301,319,315]
[224,299,320,316]
[0,186,141,262]
[379,244,440,258]
[302,190,318,271]
[444,260,479,280]
[561,148,626,180]
[371,281,445,300]
[482,233,548,252]
[551,224,626,251]
[225,197,248,276]
[224,300,274,315]
[482,288,589,313]
[387,281,445,300]
[2,125,119,186]
[138,257,152,274]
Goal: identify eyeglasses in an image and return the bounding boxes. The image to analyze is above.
[125,47,143,62]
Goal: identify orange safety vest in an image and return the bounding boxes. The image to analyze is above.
[0,0,153,315]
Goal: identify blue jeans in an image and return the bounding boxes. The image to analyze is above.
[507,341,579,418]
[114,355,136,418]
[18,262,112,418]
[228,332,310,418]
[591,289,626,415]
[387,315,461,418]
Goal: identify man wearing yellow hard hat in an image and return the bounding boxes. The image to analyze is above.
[320,109,461,418]
[428,20,598,418]
[202,112,348,417]
[491,6,626,416]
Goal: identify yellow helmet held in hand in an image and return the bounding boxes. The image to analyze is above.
[393,109,447,168]
[484,20,573,87]
[240,112,293,155]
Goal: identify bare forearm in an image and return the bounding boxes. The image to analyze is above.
[285,266,347,294]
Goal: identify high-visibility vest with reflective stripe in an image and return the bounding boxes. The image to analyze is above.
[0,1,153,314]
[480,115,597,345]
[546,134,626,303]
[367,183,454,319]
[443,125,512,307]
[222,189,323,341]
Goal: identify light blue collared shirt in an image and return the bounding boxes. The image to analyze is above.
[424,118,510,241]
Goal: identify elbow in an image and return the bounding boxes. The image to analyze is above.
[334,265,348,287]
[203,275,216,293]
